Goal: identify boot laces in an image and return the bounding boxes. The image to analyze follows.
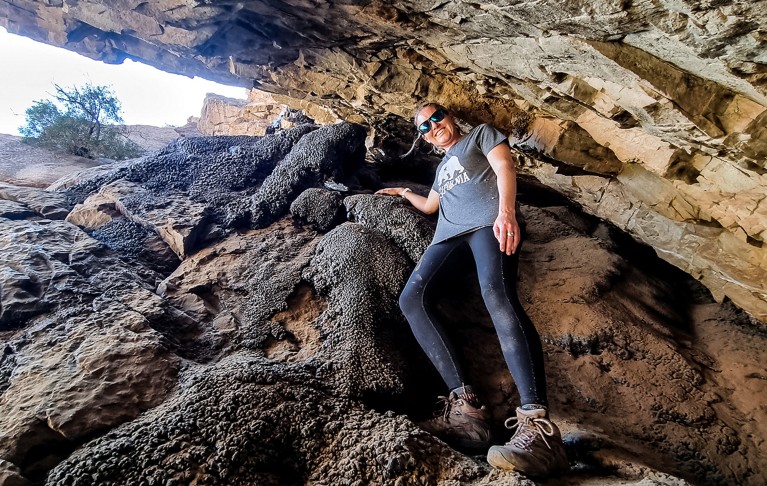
[434,393,479,421]
[503,416,556,450]
[434,395,453,421]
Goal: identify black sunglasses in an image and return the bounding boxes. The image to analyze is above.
[417,109,446,134]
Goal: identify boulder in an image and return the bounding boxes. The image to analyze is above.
[290,188,345,232]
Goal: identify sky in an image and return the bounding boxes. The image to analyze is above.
[0,27,247,136]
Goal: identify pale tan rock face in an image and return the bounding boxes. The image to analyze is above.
[197,92,282,136]
[197,91,339,136]
[0,217,179,476]
[2,0,764,320]
[0,300,178,462]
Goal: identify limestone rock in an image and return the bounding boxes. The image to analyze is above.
[0,127,765,485]
[88,219,180,275]
[66,177,216,259]
[120,188,216,259]
[246,122,368,228]
[0,218,102,329]
[0,214,183,480]
[197,91,318,137]
[530,163,767,322]
[157,219,320,346]
[44,353,488,486]
[65,179,141,229]
[0,298,178,474]
[0,134,101,189]
[198,91,282,136]
[46,158,135,192]
[303,222,413,397]
[0,199,36,220]
[60,128,321,257]
[0,459,28,486]
[3,3,767,481]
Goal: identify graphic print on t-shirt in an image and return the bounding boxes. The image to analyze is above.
[437,155,470,197]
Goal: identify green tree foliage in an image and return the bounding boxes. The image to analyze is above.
[20,83,145,160]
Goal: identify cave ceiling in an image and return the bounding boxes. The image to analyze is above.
[1,0,766,322]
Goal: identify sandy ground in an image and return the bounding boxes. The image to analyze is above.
[0,123,198,188]
[0,134,103,188]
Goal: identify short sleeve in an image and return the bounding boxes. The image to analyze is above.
[431,160,442,192]
[475,124,508,155]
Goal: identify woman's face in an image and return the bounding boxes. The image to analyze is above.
[416,106,461,150]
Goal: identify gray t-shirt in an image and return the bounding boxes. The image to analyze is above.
[430,123,512,244]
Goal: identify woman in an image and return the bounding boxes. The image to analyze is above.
[376,103,568,478]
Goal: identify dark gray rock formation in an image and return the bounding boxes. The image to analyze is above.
[290,188,345,232]
[88,218,180,274]
[45,354,488,486]
[59,124,366,258]
[246,123,368,228]
[344,193,435,263]
[303,222,413,398]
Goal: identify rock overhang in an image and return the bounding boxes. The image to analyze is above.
[1,0,766,321]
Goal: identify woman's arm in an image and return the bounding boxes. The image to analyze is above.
[487,142,521,255]
[376,187,440,215]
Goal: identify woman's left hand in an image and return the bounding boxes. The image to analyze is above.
[493,211,521,255]
[375,187,406,196]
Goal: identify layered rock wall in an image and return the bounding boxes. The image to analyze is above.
[197,92,280,136]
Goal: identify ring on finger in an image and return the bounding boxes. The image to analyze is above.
[506,231,514,237]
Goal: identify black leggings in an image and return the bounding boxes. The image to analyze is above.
[399,225,547,406]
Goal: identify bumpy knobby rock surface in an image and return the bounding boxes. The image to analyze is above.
[290,188,345,232]
[303,222,413,398]
[45,354,492,486]
[344,193,435,263]
[59,124,368,258]
[89,218,180,274]
[247,123,368,228]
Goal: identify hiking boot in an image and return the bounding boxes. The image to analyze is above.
[486,407,568,477]
[419,391,492,450]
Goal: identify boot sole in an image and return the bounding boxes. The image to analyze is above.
[487,447,568,477]
[487,448,520,471]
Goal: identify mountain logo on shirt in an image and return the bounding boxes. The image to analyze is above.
[437,155,470,196]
